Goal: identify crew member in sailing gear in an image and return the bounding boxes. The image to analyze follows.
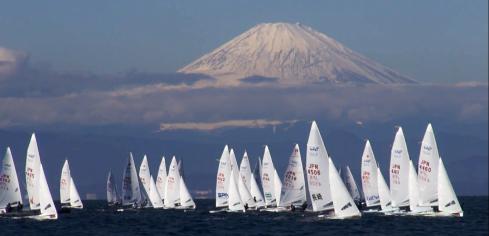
[244,203,249,210]
[253,197,257,202]
[301,202,308,211]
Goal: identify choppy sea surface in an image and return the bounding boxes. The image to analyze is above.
[0,197,487,235]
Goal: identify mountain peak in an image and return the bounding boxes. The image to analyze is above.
[179,22,415,85]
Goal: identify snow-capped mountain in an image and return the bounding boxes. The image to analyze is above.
[179,22,415,85]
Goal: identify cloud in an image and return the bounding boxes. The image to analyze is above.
[159,119,298,131]
[0,48,486,130]
[0,47,28,79]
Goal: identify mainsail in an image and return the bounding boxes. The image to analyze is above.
[0,147,23,210]
[389,127,410,207]
[417,123,440,207]
[261,145,277,207]
[164,156,180,208]
[279,144,307,207]
[215,145,231,208]
[106,171,119,204]
[60,160,71,206]
[306,121,333,212]
[122,153,141,206]
[156,156,167,202]
[361,140,380,207]
[25,133,41,210]
[239,151,252,194]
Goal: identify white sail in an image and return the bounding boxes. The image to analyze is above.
[164,156,180,208]
[361,140,380,207]
[122,153,141,206]
[179,177,196,209]
[389,127,410,207]
[0,147,23,209]
[377,166,394,210]
[229,149,240,184]
[408,159,433,213]
[60,160,71,205]
[250,173,265,208]
[438,158,463,216]
[106,171,119,204]
[417,123,440,207]
[227,169,245,212]
[340,166,362,204]
[39,164,57,219]
[306,121,333,212]
[239,151,252,193]
[148,175,164,208]
[273,169,282,207]
[156,156,167,202]
[138,155,154,207]
[329,157,361,218]
[138,155,151,197]
[25,133,41,210]
[69,177,83,208]
[215,145,231,208]
[279,144,307,207]
[261,145,277,207]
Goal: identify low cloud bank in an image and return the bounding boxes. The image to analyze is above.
[160,119,298,131]
[0,46,486,130]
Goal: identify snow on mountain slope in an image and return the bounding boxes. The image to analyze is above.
[179,22,415,85]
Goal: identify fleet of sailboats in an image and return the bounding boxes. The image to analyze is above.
[0,122,465,220]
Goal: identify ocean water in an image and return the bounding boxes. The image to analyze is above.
[1,197,487,235]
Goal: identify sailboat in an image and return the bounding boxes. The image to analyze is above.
[278,144,307,211]
[106,170,120,206]
[261,145,278,208]
[227,169,245,213]
[389,127,410,209]
[60,160,83,212]
[177,164,196,210]
[156,156,167,204]
[0,147,23,214]
[305,121,360,219]
[239,152,255,207]
[418,124,463,217]
[340,166,362,207]
[164,156,180,209]
[360,140,380,211]
[121,153,142,208]
[249,159,265,209]
[306,121,333,213]
[437,158,463,217]
[325,157,361,219]
[211,145,231,213]
[139,155,163,208]
[236,151,254,209]
[25,133,57,220]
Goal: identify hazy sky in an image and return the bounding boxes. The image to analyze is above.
[0,0,487,82]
